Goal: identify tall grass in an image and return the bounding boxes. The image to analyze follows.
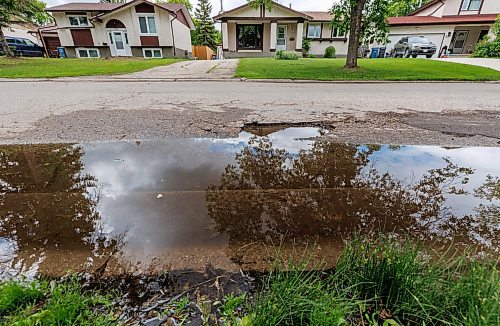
[252,237,499,325]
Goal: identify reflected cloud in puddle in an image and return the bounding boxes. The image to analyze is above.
[0,128,498,278]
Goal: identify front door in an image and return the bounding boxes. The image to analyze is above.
[110,31,129,56]
[276,25,287,51]
[451,30,469,54]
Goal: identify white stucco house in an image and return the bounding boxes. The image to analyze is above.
[43,0,194,59]
[386,0,499,58]
[214,2,347,58]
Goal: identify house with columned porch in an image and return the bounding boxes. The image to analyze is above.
[213,2,348,58]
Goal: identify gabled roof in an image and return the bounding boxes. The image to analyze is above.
[302,11,333,22]
[387,14,498,26]
[214,1,312,20]
[45,2,121,12]
[408,0,444,16]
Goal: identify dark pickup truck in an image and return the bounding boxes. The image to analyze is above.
[0,36,44,57]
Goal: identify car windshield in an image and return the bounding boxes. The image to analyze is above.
[23,39,35,46]
[409,37,430,44]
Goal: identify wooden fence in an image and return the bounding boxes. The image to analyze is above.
[192,45,214,60]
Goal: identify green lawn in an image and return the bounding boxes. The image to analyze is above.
[236,58,500,81]
[0,57,183,78]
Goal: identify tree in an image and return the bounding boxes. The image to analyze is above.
[163,0,192,12]
[330,0,390,68]
[0,0,49,57]
[248,0,275,10]
[194,0,218,50]
[387,0,432,17]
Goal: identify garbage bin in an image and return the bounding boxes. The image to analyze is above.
[57,47,67,58]
[378,47,386,58]
[370,47,379,59]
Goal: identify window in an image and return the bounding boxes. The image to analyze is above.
[138,15,157,34]
[77,48,100,58]
[69,16,89,27]
[331,27,345,38]
[461,0,482,11]
[237,24,263,50]
[307,24,321,38]
[143,48,162,58]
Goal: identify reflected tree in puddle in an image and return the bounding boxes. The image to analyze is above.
[0,145,118,277]
[207,137,498,254]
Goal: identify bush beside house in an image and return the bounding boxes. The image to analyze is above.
[473,16,500,58]
[324,46,336,58]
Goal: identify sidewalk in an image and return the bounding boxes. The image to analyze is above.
[434,57,500,71]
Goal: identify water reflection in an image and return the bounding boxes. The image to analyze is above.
[0,130,498,277]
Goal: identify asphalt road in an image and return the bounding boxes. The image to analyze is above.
[1,80,499,144]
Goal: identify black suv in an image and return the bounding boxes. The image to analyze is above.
[0,36,44,57]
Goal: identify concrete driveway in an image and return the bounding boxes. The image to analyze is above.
[121,59,238,79]
[435,58,500,71]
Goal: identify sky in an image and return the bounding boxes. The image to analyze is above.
[42,0,334,15]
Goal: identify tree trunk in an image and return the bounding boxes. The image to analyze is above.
[345,0,367,69]
[0,28,15,58]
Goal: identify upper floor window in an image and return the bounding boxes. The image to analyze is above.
[461,0,482,11]
[331,27,345,38]
[307,24,321,38]
[138,15,157,34]
[69,16,89,27]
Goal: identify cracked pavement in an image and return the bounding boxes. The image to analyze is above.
[0,80,499,145]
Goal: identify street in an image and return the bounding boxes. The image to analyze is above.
[1,80,499,145]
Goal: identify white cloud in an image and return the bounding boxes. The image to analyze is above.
[43,0,334,15]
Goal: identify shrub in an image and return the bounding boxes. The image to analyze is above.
[302,37,311,55]
[324,46,336,58]
[473,39,500,58]
[275,50,298,60]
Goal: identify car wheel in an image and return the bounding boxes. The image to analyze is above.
[426,54,433,58]
[404,49,410,58]
[412,54,418,58]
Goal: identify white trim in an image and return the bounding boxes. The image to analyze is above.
[137,14,158,36]
[68,15,90,27]
[307,23,321,39]
[143,48,163,58]
[76,48,100,58]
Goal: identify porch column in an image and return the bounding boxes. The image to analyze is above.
[222,22,229,50]
[296,22,304,51]
[270,21,277,51]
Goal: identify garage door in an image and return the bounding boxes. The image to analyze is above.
[386,33,445,58]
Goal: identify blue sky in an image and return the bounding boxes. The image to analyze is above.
[42,0,334,15]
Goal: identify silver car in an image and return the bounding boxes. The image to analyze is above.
[391,36,437,58]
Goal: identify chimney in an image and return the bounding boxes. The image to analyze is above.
[289,3,292,8]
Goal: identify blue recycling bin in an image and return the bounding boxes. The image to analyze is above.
[370,47,379,58]
[57,47,67,58]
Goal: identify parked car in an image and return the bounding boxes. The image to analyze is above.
[0,36,44,57]
[391,36,436,58]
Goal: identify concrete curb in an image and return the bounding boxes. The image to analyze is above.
[1,77,499,84]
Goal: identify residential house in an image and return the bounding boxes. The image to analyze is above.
[213,2,347,58]
[386,0,500,57]
[44,0,194,59]
[2,21,40,44]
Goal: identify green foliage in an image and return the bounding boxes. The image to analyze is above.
[473,39,500,58]
[473,16,500,58]
[194,0,218,50]
[247,0,274,11]
[158,0,192,11]
[0,280,45,315]
[324,46,336,58]
[302,37,311,55]
[252,268,355,325]
[275,50,298,60]
[387,0,433,17]
[0,278,116,325]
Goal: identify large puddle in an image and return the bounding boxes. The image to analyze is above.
[1,128,499,278]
